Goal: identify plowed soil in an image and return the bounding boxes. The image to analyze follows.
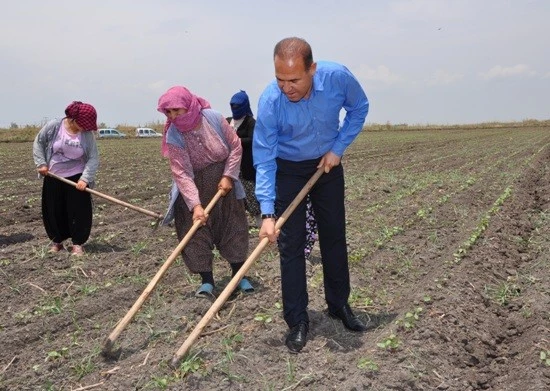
[1,126,549,390]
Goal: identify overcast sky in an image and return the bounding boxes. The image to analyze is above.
[2,0,549,128]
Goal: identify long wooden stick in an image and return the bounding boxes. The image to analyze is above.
[47,172,163,220]
[102,189,224,355]
[170,167,324,367]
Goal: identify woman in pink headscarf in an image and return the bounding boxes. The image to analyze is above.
[32,101,100,256]
[158,86,253,298]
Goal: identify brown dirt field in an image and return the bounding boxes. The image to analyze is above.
[1,127,549,390]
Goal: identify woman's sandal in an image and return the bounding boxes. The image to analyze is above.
[195,283,215,299]
[238,278,255,294]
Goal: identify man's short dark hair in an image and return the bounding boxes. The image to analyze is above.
[273,37,313,70]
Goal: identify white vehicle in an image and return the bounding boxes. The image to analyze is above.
[135,127,162,138]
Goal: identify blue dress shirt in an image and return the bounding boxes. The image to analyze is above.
[253,60,369,214]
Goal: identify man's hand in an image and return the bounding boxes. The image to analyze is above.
[317,151,341,173]
[192,204,208,226]
[218,176,234,196]
[259,217,279,243]
[75,180,88,191]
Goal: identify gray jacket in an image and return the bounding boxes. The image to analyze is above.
[32,118,100,187]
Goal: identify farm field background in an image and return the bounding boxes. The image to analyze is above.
[1,125,549,390]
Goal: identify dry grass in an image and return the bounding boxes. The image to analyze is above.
[2,119,549,143]
[0,123,164,143]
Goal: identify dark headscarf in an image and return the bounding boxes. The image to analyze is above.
[229,90,253,120]
[65,101,98,131]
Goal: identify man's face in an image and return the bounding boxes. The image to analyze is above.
[274,55,316,102]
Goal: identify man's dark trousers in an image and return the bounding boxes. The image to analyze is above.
[276,157,351,328]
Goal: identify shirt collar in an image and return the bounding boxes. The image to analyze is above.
[313,69,324,92]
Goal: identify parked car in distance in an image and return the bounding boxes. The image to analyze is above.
[135,127,162,138]
[98,128,127,138]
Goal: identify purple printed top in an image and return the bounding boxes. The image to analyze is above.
[49,121,86,177]
[167,116,242,210]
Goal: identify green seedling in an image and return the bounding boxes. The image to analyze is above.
[540,350,550,366]
[222,333,244,363]
[286,357,296,382]
[148,376,170,389]
[34,297,64,316]
[486,282,520,306]
[176,351,204,378]
[79,284,99,295]
[46,347,69,361]
[377,334,400,351]
[254,313,273,324]
[72,356,95,380]
[131,241,147,255]
[357,357,379,371]
[396,307,423,330]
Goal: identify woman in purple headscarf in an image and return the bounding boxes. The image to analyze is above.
[158,86,253,298]
[32,101,100,256]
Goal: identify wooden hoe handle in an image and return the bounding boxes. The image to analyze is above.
[47,172,163,220]
[170,167,325,367]
[102,189,224,354]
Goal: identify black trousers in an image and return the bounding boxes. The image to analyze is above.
[276,158,350,328]
[41,173,92,245]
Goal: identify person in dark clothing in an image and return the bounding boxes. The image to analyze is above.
[226,90,261,226]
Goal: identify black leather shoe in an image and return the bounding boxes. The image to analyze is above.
[329,304,367,332]
[285,322,308,353]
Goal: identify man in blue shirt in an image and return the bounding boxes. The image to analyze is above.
[253,37,370,353]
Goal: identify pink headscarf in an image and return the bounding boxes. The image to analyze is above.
[157,86,211,157]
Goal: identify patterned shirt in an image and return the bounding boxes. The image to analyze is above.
[49,121,86,177]
[168,116,242,210]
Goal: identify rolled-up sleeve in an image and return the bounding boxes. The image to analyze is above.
[331,68,369,157]
[253,92,279,215]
